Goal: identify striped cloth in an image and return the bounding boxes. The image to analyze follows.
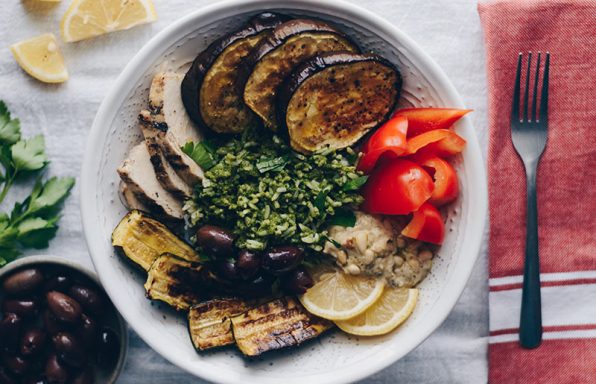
[478,0,596,383]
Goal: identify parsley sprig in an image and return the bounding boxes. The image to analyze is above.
[0,101,74,266]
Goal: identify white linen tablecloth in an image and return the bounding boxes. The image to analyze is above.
[0,0,489,382]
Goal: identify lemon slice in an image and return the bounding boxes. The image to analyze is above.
[10,34,68,84]
[299,264,385,321]
[60,0,157,43]
[335,287,418,336]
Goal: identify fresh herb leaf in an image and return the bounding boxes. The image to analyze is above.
[314,189,328,213]
[27,176,75,215]
[182,141,217,170]
[11,135,47,172]
[256,155,289,173]
[17,216,59,249]
[0,101,21,145]
[342,175,368,191]
[322,235,342,249]
[0,247,20,267]
[327,209,357,227]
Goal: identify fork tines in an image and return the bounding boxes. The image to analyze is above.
[512,51,550,124]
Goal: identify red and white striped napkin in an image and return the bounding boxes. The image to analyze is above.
[478,0,596,382]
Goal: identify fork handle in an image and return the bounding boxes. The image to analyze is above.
[519,165,542,348]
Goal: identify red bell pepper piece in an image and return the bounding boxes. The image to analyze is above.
[393,108,471,137]
[358,116,408,174]
[401,202,445,244]
[406,129,466,158]
[416,156,459,206]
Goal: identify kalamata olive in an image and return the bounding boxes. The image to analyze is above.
[238,275,274,298]
[67,286,104,316]
[46,292,82,324]
[1,354,29,376]
[236,250,261,280]
[261,246,304,275]
[44,275,72,293]
[0,366,16,384]
[20,375,47,384]
[0,313,22,351]
[195,225,236,257]
[71,366,94,384]
[45,353,69,384]
[96,328,119,368]
[2,300,37,318]
[2,268,44,296]
[52,332,86,368]
[20,328,47,356]
[217,259,240,281]
[76,314,98,348]
[281,266,314,294]
[43,310,67,335]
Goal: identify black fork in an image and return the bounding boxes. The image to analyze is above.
[510,51,550,349]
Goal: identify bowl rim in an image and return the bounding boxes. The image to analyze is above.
[80,0,488,383]
[0,255,129,384]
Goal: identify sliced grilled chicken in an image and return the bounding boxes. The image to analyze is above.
[139,111,193,200]
[119,182,150,212]
[118,143,184,221]
[146,73,204,185]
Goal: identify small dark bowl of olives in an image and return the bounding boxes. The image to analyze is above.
[0,256,128,384]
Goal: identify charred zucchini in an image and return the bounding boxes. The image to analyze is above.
[112,210,199,271]
[188,298,254,351]
[144,253,205,311]
[277,52,402,153]
[181,13,287,134]
[230,297,333,356]
[242,19,359,131]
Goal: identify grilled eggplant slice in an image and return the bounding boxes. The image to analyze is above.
[230,297,333,356]
[181,13,287,134]
[188,298,254,351]
[144,253,205,311]
[242,19,359,131]
[112,210,199,271]
[277,52,402,153]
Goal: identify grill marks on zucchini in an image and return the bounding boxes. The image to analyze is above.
[278,52,402,153]
[144,253,205,311]
[242,19,360,131]
[181,13,286,133]
[112,210,199,271]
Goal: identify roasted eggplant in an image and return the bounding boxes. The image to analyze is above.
[230,297,333,356]
[277,52,402,153]
[181,13,287,134]
[242,19,359,131]
[144,253,205,311]
[112,210,199,271]
[188,298,254,351]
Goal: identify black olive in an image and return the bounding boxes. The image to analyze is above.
[43,310,68,336]
[195,225,236,257]
[46,292,82,324]
[20,375,48,384]
[20,328,47,356]
[44,275,72,293]
[236,250,261,280]
[2,300,38,318]
[261,246,304,275]
[67,286,105,317]
[52,332,86,368]
[2,268,44,296]
[76,314,98,349]
[238,274,274,298]
[0,313,22,351]
[96,328,120,368]
[71,366,94,384]
[1,353,29,376]
[217,259,241,281]
[280,266,314,295]
[0,366,16,384]
[45,353,70,384]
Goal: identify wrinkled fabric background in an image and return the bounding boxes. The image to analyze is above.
[0,1,488,382]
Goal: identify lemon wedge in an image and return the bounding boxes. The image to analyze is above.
[335,287,418,336]
[10,34,68,84]
[60,0,157,43]
[299,264,385,321]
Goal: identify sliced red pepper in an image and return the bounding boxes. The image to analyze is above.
[416,156,459,206]
[358,116,408,174]
[401,202,445,244]
[406,129,466,158]
[393,108,472,137]
[361,159,434,215]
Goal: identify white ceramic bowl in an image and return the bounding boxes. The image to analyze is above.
[81,1,487,383]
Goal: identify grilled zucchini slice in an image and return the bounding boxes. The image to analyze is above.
[230,297,333,356]
[181,13,287,134]
[112,210,199,271]
[144,253,205,311]
[188,298,255,351]
[242,19,359,131]
[277,52,402,153]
